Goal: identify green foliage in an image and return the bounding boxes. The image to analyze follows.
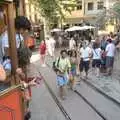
[30,0,77,28]
[113,2,120,15]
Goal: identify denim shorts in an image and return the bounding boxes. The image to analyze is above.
[106,56,114,68]
[57,75,68,86]
[92,59,101,68]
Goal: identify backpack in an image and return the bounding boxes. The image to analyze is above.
[52,57,60,73]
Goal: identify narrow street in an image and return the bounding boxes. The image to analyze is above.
[28,51,120,120]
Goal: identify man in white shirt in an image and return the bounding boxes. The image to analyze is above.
[48,36,56,57]
[105,39,116,75]
[79,42,92,79]
[69,37,76,50]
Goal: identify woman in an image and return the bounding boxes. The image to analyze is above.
[39,40,46,67]
[69,50,77,90]
[55,50,71,100]
[92,43,102,77]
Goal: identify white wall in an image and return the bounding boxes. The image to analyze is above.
[85,0,104,15]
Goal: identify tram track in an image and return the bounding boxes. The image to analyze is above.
[35,68,72,120]
[34,63,107,120]
[81,78,120,107]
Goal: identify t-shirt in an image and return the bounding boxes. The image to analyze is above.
[106,43,115,57]
[49,38,56,49]
[69,39,76,50]
[92,48,101,60]
[2,31,23,49]
[55,57,71,74]
[80,47,92,61]
[39,43,46,55]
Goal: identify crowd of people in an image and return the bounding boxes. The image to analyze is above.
[52,32,120,100]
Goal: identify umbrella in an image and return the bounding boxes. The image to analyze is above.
[51,28,62,32]
[65,26,83,32]
[81,25,95,30]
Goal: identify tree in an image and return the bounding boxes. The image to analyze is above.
[30,0,77,32]
[113,1,120,16]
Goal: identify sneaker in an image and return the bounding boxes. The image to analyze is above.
[42,64,46,67]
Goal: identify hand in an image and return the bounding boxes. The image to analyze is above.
[29,78,37,86]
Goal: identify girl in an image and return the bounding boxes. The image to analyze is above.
[39,40,46,67]
[69,50,77,90]
[92,43,102,77]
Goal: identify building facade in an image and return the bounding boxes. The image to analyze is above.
[63,0,118,29]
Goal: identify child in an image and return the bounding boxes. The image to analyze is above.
[69,50,77,90]
[39,40,46,67]
[16,68,39,120]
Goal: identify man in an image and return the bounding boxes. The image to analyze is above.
[69,37,76,50]
[55,50,71,100]
[79,42,92,79]
[48,36,56,58]
[100,36,107,50]
[105,39,116,75]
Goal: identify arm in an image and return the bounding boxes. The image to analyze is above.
[0,65,6,81]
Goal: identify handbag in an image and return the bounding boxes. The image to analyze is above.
[52,57,60,73]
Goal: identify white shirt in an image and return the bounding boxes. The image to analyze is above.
[80,47,91,61]
[92,48,101,59]
[106,43,115,57]
[69,39,76,50]
[49,38,56,49]
[2,31,23,49]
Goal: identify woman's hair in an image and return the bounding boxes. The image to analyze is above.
[67,50,72,56]
[70,50,77,57]
[3,56,10,62]
[107,39,112,43]
[15,16,31,30]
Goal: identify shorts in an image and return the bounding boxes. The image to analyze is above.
[92,59,101,68]
[71,68,76,76]
[57,75,68,86]
[79,60,90,72]
[106,56,114,68]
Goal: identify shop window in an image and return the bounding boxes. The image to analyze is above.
[97,2,104,10]
[88,2,94,11]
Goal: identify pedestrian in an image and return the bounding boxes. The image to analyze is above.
[39,40,46,67]
[55,50,71,100]
[45,37,50,56]
[105,39,116,75]
[49,36,56,58]
[16,68,38,120]
[100,36,107,50]
[92,43,102,77]
[69,37,76,50]
[79,42,92,79]
[69,50,77,90]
